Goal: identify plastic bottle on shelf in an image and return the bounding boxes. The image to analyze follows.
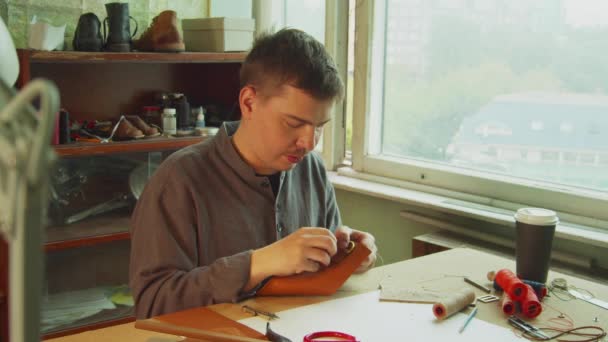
[195,106,205,128]
[173,93,191,130]
[162,108,177,136]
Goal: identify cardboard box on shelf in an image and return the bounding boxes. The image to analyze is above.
[182,17,255,52]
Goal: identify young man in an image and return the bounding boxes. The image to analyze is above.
[129,28,377,319]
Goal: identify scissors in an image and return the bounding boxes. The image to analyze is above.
[303,331,359,342]
[508,316,550,340]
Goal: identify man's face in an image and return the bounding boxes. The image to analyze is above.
[241,84,334,175]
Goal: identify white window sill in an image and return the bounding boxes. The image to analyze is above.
[329,168,608,250]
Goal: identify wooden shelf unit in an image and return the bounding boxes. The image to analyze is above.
[17,49,244,123]
[43,315,134,340]
[54,136,206,157]
[24,50,247,64]
[0,49,245,341]
[45,210,132,252]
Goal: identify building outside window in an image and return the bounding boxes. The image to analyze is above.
[350,0,608,224]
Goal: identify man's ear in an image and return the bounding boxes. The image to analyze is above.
[239,85,256,120]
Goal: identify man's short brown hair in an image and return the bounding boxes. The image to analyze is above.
[240,28,344,101]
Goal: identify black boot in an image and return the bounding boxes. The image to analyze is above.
[103,2,137,52]
[73,13,103,51]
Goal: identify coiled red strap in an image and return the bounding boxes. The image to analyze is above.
[303,331,358,342]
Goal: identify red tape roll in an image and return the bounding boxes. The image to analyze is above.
[495,269,528,301]
[500,292,515,315]
[521,284,542,318]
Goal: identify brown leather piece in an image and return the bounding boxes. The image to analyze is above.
[135,306,269,341]
[135,10,185,52]
[126,115,160,137]
[114,116,144,140]
[256,242,372,296]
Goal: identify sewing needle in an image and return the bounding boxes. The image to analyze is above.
[458,307,478,333]
[242,305,280,320]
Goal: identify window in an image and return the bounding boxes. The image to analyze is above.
[579,153,596,165]
[351,0,608,221]
[563,152,577,164]
[531,120,545,131]
[474,122,512,137]
[284,0,326,42]
[541,151,559,163]
[560,122,574,133]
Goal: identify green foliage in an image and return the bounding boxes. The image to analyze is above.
[382,12,608,161]
[383,63,562,160]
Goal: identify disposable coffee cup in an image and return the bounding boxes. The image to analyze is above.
[515,208,559,284]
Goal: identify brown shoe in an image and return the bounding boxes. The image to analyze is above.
[114,116,144,140]
[134,10,185,52]
[126,115,160,138]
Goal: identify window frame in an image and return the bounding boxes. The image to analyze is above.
[320,0,349,168]
[348,0,608,223]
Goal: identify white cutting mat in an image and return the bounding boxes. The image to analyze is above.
[239,291,517,341]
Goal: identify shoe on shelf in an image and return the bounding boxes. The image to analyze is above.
[73,13,103,51]
[125,115,161,138]
[103,2,138,52]
[114,116,144,140]
[134,10,185,52]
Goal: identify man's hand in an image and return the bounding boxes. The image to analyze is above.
[246,227,337,290]
[334,226,377,273]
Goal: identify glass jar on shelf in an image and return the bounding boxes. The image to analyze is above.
[142,106,162,128]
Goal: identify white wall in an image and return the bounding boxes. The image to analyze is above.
[336,188,608,275]
[335,189,438,264]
